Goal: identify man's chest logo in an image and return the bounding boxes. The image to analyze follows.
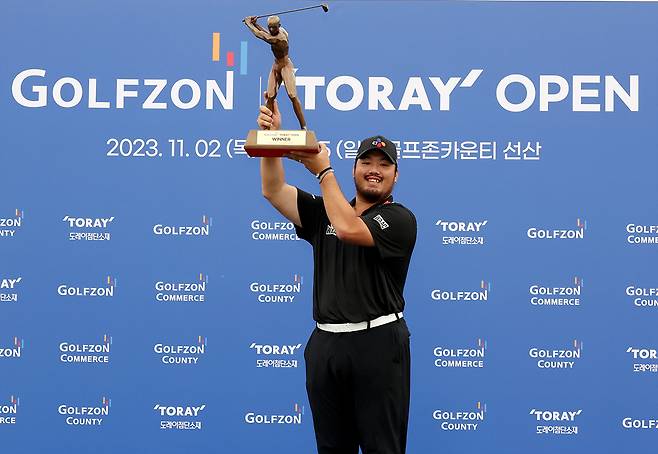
[373,215,389,230]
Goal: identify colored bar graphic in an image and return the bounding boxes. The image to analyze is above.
[212,33,220,61]
[227,51,235,67]
[240,41,248,75]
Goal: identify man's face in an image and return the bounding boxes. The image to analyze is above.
[353,150,398,204]
[268,23,280,35]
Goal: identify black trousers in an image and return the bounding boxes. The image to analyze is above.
[304,319,411,454]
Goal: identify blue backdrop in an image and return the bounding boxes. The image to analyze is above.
[2,1,658,453]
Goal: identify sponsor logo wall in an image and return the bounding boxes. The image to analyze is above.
[2,1,656,453]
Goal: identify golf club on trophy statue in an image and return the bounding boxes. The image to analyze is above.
[243,4,329,157]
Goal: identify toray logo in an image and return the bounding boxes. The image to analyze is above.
[431,281,490,302]
[0,277,22,290]
[627,285,658,308]
[432,402,487,431]
[435,220,488,232]
[244,403,304,425]
[250,343,302,356]
[626,223,658,245]
[626,347,657,360]
[59,335,112,364]
[63,216,114,228]
[0,209,24,238]
[529,340,583,369]
[57,276,116,298]
[530,409,582,422]
[529,277,582,307]
[0,396,19,425]
[527,219,587,239]
[154,402,207,430]
[433,339,487,369]
[58,397,111,426]
[0,337,23,359]
[250,274,303,303]
[0,277,22,303]
[153,215,212,236]
[154,336,207,365]
[154,404,206,417]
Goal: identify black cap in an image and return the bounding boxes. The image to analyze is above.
[355,136,398,165]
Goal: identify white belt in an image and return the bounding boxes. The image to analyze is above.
[316,312,403,333]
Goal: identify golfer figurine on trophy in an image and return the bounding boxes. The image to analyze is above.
[243,4,328,157]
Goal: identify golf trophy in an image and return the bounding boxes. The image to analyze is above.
[243,4,328,157]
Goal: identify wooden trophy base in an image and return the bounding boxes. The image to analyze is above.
[245,129,319,157]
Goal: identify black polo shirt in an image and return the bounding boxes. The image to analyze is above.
[295,188,417,324]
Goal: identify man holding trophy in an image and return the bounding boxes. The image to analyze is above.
[247,8,417,454]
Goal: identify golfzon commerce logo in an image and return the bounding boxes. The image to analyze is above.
[153,215,212,237]
[0,337,23,360]
[627,284,658,308]
[251,220,299,241]
[433,402,487,431]
[436,219,488,246]
[59,335,112,364]
[531,408,582,435]
[154,336,207,365]
[0,396,19,425]
[250,341,302,368]
[0,209,24,238]
[0,276,22,303]
[529,277,582,307]
[433,339,487,368]
[245,403,304,425]
[430,281,490,303]
[250,274,303,303]
[527,218,587,240]
[154,403,206,430]
[626,346,658,374]
[57,275,116,299]
[63,215,114,241]
[58,397,111,426]
[626,223,658,245]
[154,273,208,303]
[529,340,583,369]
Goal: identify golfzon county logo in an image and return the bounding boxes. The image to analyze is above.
[250,274,303,303]
[529,340,583,369]
[433,402,487,431]
[154,336,207,365]
[58,397,111,426]
[0,209,24,238]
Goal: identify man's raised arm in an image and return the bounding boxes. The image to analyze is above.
[257,98,302,227]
